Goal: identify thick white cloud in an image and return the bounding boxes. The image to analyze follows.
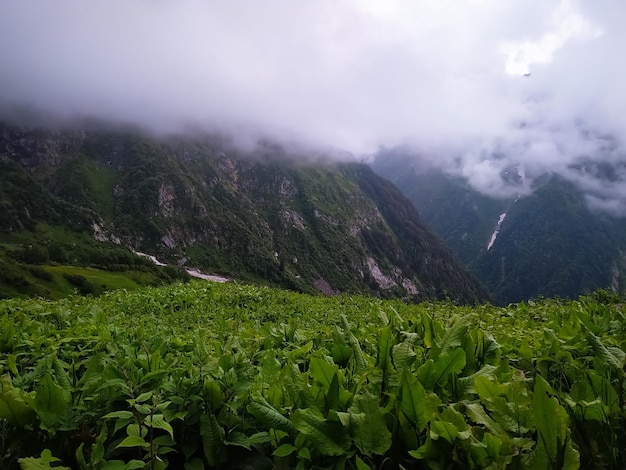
[1,0,625,212]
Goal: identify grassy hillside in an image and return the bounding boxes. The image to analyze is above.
[1,123,490,303]
[473,177,620,303]
[0,222,190,299]
[1,282,624,469]
[391,169,510,266]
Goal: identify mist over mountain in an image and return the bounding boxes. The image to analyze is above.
[2,1,626,303]
[0,121,490,303]
[373,148,626,304]
[1,1,626,195]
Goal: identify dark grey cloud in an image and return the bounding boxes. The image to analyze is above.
[1,1,625,213]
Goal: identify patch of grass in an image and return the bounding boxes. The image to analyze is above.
[47,266,141,293]
[0,262,179,300]
[82,157,118,219]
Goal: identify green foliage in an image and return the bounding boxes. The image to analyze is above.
[530,375,579,469]
[18,449,71,470]
[375,153,626,305]
[0,224,190,299]
[1,124,489,304]
[0,283,625,468]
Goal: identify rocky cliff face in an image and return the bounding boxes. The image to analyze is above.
[0,122,490,303]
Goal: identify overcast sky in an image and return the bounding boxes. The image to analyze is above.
[1,1,625,212]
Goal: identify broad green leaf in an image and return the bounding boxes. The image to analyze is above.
[471,331,502,366]
[145,414,174,439]
[430,419,458,444]
[292,408,350,456]
[376,325,394,374]
[90,424,108,465]
[152,435,176,447]
[126,423,148,438]
[348,394,392,456]
[341,315,367,376]
[355,455,371,470]
[456,365,498,397]
[34,373,70,432]
[138,369,171,387]
[441,406,471,440]
[421,311,435,350]
[117,435,148,448]
[482,432,503,459]
[200,413,224,467]
[156,400,173,411]
[53,358,72,391]
[133,403,151,414]
[124,460,146,469]
[333,410,352,427]
[332,343,353,366]
[224,431,269,450]
[103,410,134,420]
[28,449,60,463]
[260,351,283,380]
[533,375,564,459]
[115,416,133,435]
[309,355,339,391]
[584,330,624,375]
[464,402,504,436]
[492,397,532,435]
[135,391,153,403]
[531,375,579,470]
[6,354,18,376]
[565,398,608,423]
[297,446,311,460]
[0,377,36,426]
[398,369,434,431]
[95,378,132,396]
[204,380,225,412]
[432,317,468,358]
[18,448,71,470]
[475,374,531,434]
[392,339,417,370]
[326,372,340,412]
[247,396,292,431]
[273,443,297,457]
[475,375,505,401]
[75,443,88,469]
[279,363,312,409]
[418,348,466,390]
[586,370,621,414]
[290,340,314,360]
[519,340,534,362]
[409,435,441,463]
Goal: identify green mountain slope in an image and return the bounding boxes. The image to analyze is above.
[0,122,489,303]
[474,177,623,303]
[372,150,626,304]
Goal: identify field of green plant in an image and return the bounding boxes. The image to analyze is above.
[0,282,624,469]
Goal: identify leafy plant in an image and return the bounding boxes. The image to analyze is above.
[0,283,625,468]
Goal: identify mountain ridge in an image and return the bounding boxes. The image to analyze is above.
[372,149,626,304]
[0,122,490,303]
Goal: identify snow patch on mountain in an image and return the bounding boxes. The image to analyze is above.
[134,250,229,282]
[134,251,167,266]
[487,213,507,250]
